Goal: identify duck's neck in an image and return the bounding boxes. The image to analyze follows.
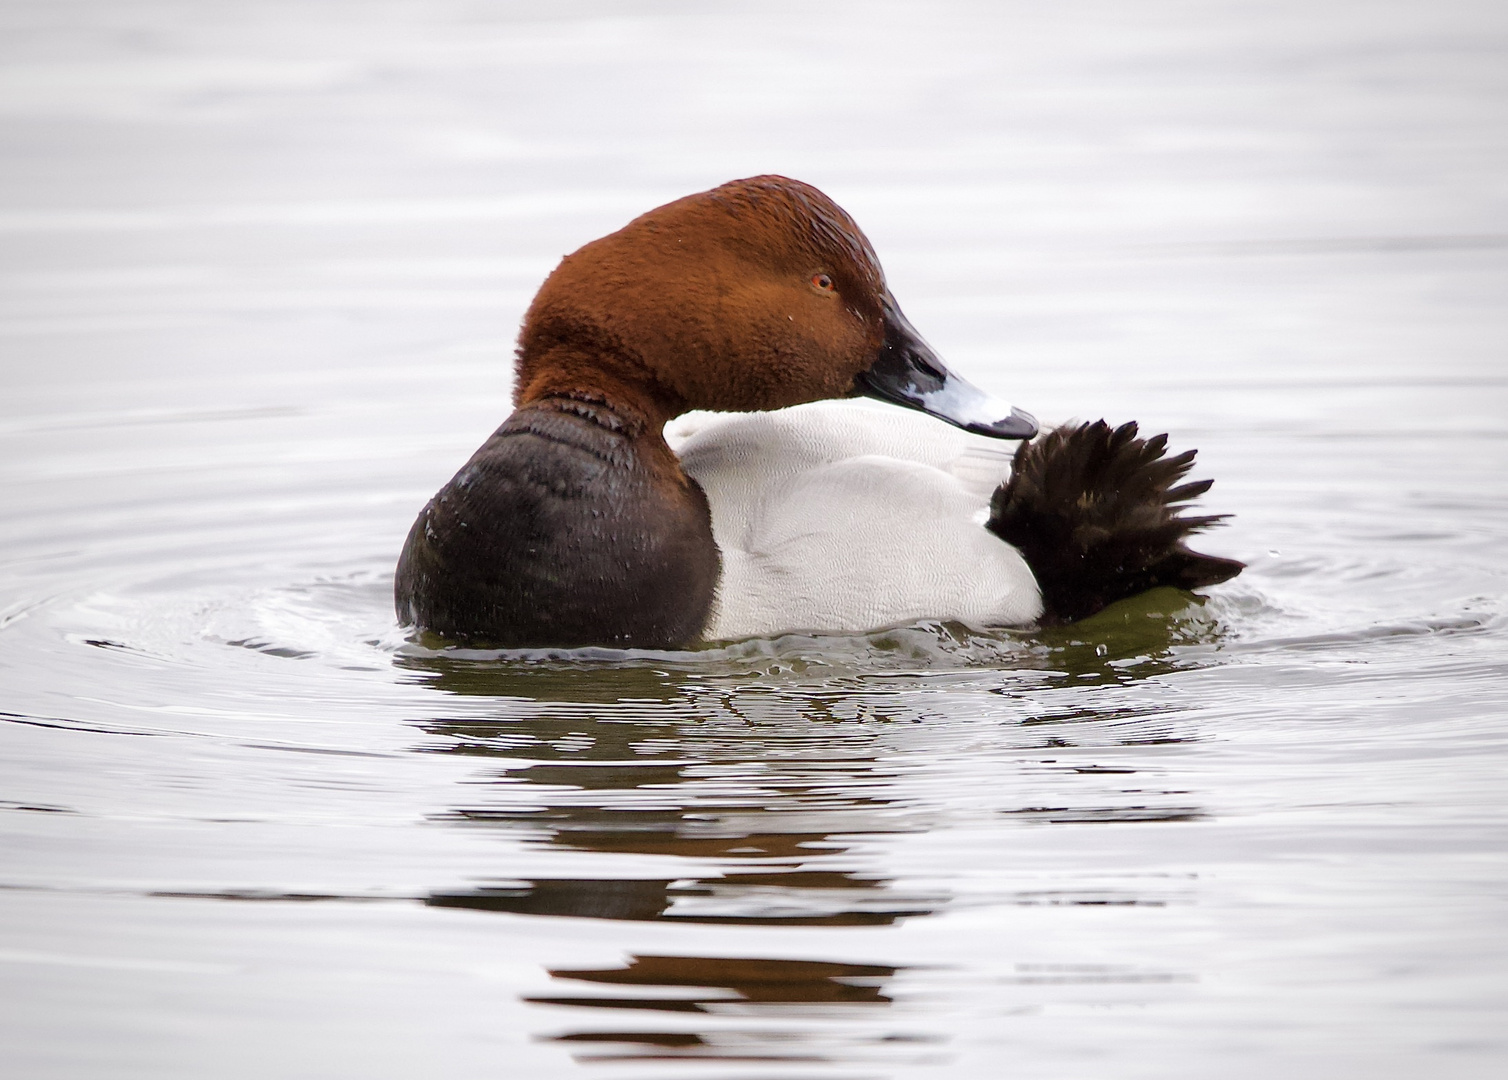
[515,343,687,436]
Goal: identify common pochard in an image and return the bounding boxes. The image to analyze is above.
[396,176,1241,648]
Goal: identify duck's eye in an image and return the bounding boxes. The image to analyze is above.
[810,273,835,293]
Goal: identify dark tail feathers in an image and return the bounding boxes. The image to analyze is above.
[986,420,1244,625]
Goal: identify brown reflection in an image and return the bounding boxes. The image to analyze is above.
[442,807,855,856]
[403,596,1215,937]
[427,748,940,925]
[415,670,941,922]
[426,865,932,926]
[533,953,898,1011]
[429,879,673,922]
[395,652,685,704]
[529,955,939,1067]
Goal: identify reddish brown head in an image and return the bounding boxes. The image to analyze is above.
[514,175,1036,439]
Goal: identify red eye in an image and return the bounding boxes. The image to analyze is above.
[811,273,835,292]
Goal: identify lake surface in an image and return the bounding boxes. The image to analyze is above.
[2,2,1506,1077]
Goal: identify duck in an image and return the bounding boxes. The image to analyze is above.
[395,175,1242,649]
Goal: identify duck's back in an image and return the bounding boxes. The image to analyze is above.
[670,401,1043,639]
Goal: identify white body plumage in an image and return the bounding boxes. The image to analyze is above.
[668,400,1045,640]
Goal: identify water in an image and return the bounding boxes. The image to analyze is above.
[2,1,1507,1076]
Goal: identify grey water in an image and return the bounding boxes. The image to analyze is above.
[2,1,1506,1077]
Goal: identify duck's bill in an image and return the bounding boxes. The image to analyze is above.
[854,300,1038,440]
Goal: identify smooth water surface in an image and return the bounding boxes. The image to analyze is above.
[2,2,1506,1076]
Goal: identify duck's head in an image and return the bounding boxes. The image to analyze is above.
[514,175,1037,439]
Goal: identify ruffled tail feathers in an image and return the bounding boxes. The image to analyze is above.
[987,420,1244,625]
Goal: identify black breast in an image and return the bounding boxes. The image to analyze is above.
[394,400,719,649]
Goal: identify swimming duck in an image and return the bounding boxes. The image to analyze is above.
[395,176,1241,648]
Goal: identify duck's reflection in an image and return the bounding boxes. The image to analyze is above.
[411,659,952,923]
[427,765,940,925]
[530,954,943,1066]
[409,645,1210,924]
[398,622,1218,1072]
[394,648,702,703]
[534,954,897,1011]
[426,867,932,926]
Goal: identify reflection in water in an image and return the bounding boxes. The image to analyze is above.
[397,648,703,704]
[393,587,1227,701]
[536,954,900,1009]
[403,601,1220,928]
[393,593,1227,1069]
[1002,804,1204,824]
[427,867,934,926]
[430,762,942,925]
[530,954,942,1067]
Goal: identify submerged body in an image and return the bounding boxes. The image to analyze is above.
[395,176,1240,648]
